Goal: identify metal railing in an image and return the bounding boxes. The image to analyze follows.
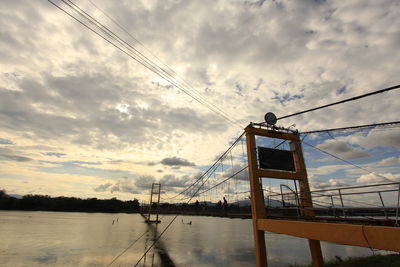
[264,182,400,226]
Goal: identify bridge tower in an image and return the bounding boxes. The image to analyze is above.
[145,183,161,224]
[245,122,323,267]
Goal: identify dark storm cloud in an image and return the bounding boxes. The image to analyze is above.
[161,156,195,167]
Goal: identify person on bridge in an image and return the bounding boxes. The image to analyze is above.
[223,197,228,215]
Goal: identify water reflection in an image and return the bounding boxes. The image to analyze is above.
[144,223,175,267]
[0,211,388,267]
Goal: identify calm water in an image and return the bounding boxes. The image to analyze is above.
[0,211,386,266]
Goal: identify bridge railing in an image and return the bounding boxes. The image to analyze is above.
[264,182,400,225]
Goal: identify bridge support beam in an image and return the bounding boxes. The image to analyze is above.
[245,124,324,267]
[257,219,400,252]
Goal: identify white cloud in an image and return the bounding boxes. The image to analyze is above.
[0,0,399,199]
[357,173,400,184]
[379,157,400,165]
[310,177,349,189]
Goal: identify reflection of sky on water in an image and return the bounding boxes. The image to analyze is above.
[0,211,391,266]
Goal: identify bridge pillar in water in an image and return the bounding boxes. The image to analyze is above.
[245,124,324,267]
[145,183,161,224]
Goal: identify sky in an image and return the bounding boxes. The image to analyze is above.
[0,0,399,202]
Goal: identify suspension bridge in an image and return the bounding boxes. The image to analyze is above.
[46,1,400,266]
[136,119,400,267]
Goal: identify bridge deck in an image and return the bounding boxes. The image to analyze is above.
[258,217,400,252]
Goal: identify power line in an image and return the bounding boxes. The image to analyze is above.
[106,229,149,267]
[163,131,245,200]
[63,0,237,126]
[177,139,288,201]
[197,166,248,195]
[49,0,243,128]
[133,158,222,266]
[302,141,396,183]
[277,84,400,121]
[300,120,400,134]
[131,131,244,264]
[85,0,237,128]
[65,0,242,128]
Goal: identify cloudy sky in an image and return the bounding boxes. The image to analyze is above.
[0,0,399,201]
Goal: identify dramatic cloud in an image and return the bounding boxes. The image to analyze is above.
[0,0,399,200]
[316,140,369,160]
[160,157,195,167]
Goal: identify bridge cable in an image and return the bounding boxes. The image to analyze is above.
[61,0,242,128]
[133,161,225,266]
[163,131,245,200]
[133,131,253,265]
[106,229,149,267]
[300,120,400,134]
[178,139,288,201]
[277,84,400,121]
[302,141,396,183]
[85,0,239,128]
[48,0,243,128]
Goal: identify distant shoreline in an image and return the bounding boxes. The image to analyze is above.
[0,192,140,214]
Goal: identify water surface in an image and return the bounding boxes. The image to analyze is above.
[0,211,386,266]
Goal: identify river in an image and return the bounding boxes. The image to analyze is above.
[0,211,387,266]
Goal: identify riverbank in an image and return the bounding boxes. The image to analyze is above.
[291,254,400,267]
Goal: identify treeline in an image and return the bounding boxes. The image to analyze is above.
[0,190,140,213]
[142,200,252,216]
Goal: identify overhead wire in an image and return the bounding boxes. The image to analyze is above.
[64,0,240,128]
[49,0,243,128]
[163,131,245,200]
[133,149,234,266]
[277,84,400,121]
[302,141,396,183]
[76,0,242,128]
[85,0,240,128]
[106,229,149,267]
[179,139,288,200]
[300,121,400,134]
